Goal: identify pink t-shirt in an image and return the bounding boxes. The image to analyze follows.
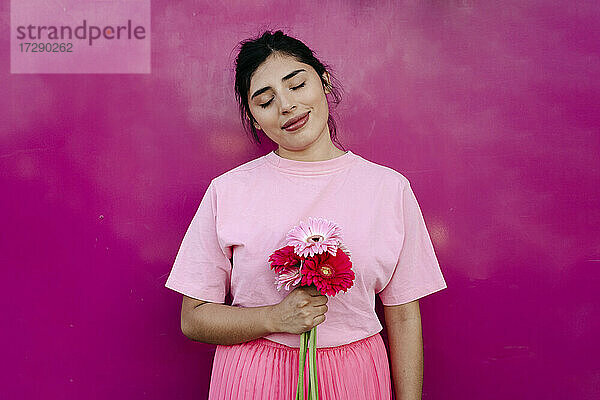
[165,150,447,348]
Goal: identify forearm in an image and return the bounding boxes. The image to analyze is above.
[182,303,276,346]
[384,305,424,400]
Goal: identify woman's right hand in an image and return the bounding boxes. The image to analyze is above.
[270,285,328,334]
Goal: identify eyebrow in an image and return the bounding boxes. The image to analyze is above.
[250,69,306,100]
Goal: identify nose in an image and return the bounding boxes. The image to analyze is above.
[279,91,296,114]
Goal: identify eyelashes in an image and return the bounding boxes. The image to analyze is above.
[259,82,306,109]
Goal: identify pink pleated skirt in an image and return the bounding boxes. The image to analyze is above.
[208,332,391,400]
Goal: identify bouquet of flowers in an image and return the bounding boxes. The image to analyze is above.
[268,217,355,400]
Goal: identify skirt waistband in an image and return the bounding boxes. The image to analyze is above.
[245,332,384,353]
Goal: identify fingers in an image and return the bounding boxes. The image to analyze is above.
[299,286,328,307]
[305,286,328,300]
[312,300,328,309]
[313,314,326,326]
[310,304,328,316]
[304,285,319,296]
[309,295,328,307]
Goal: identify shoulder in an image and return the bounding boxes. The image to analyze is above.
[351,152,411,189]
[210,153,269,189]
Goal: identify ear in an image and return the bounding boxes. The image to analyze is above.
[322,71,332,94]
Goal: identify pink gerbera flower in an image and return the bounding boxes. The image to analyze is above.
[285,217,343,258]
[301,248,355,296]
[274,263,303,291]
[338,243,352,261]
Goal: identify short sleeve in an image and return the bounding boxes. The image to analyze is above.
[164,180,232,303]
[378,180,448,306]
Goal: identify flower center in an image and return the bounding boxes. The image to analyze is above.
[307,234,324,243]
[319,264,333,277]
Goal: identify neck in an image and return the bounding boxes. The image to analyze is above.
[275,145,346,162]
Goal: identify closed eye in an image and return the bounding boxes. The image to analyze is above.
[292,82,306,90]
[259,82,306,108]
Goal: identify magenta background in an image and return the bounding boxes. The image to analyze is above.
[10,0,151,74]
[1,1,599,399]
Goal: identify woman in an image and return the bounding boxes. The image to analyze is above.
[165,30,447,399]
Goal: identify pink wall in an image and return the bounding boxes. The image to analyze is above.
[2,1,599,399]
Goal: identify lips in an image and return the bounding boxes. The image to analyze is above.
[281,111,310,129]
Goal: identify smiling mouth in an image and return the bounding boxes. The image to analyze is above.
[282,111,309,129]
[281,111,310,131]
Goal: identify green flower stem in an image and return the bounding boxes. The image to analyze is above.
[309,326,319,400]
[297,331,308,400]
[307,330,312,399]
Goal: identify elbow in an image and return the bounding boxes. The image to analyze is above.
[179,298,212,342]
[180,311,200,341]
[180,316,191,339]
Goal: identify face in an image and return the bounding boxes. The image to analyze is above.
[247,53,332,154]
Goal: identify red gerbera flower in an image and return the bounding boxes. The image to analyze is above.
[301,248,355,296]
[268,245,303,274]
